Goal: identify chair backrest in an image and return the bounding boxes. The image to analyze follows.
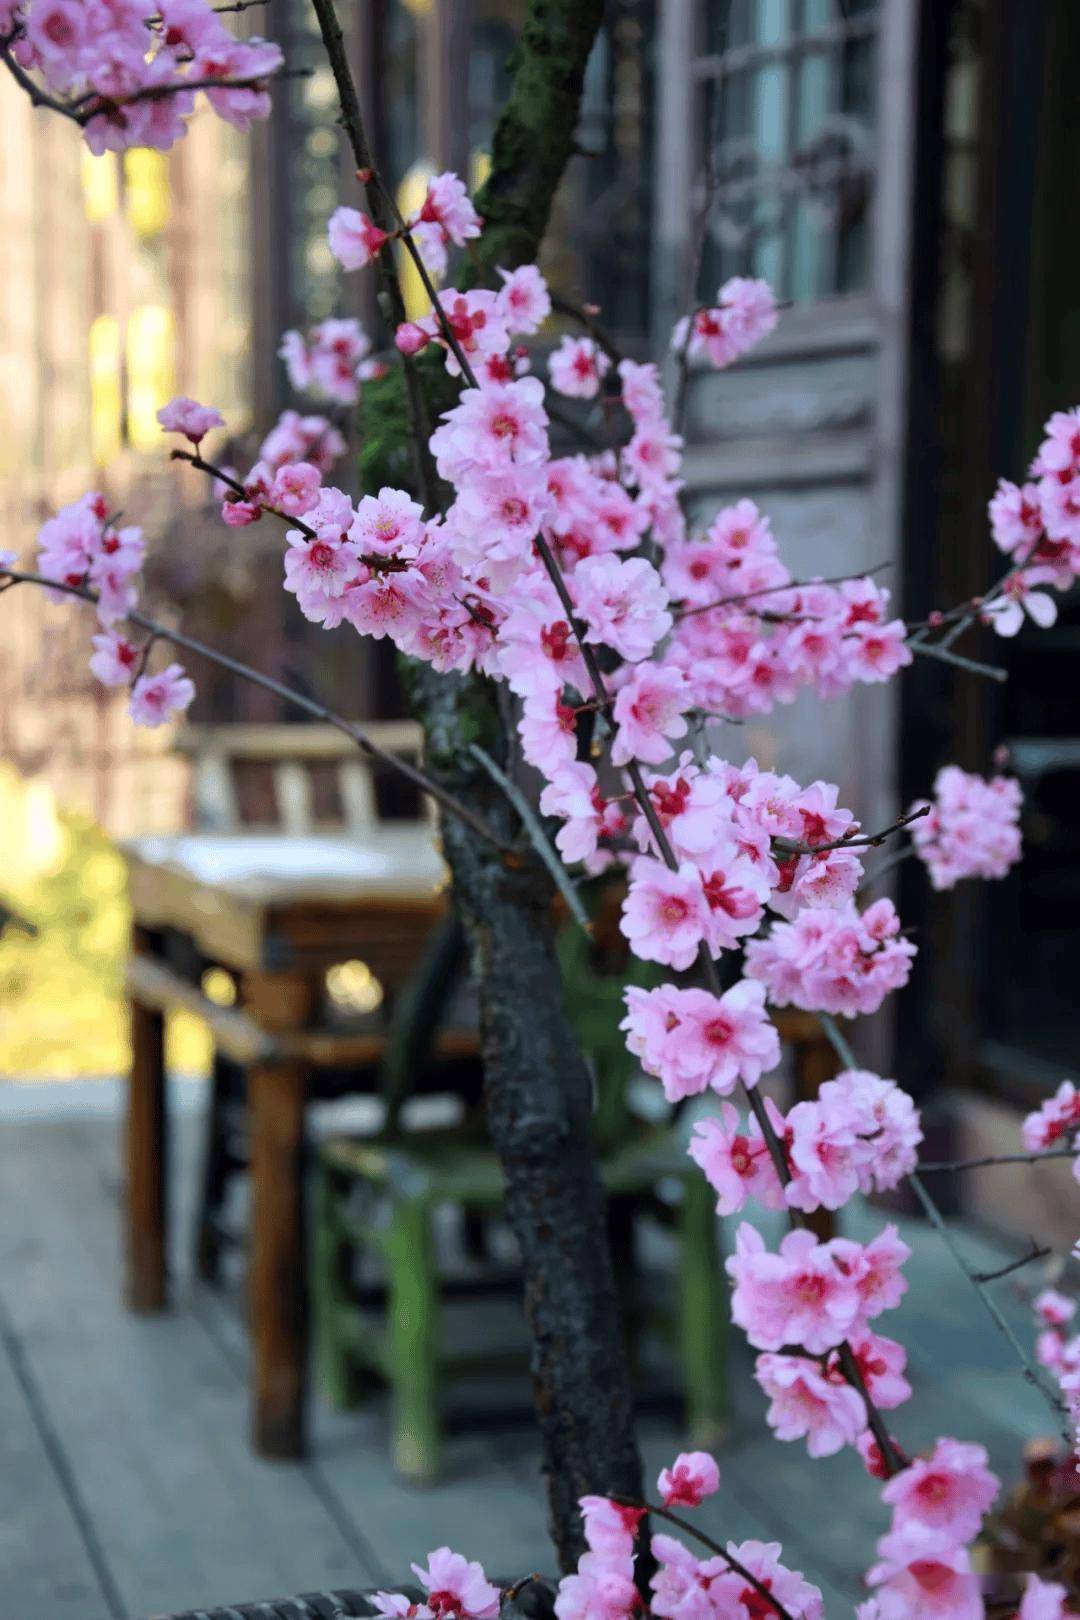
[173,721,433,834]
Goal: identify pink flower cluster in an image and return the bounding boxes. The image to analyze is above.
[672,278,779,369]
[865,1437,1000,1620]
[1021,1079,1080,1158]
[329,171,483,280]
[36,489,194,726]
[986,408,1080,637]
[910,766,1022,890]
[690,1070,922,1219]
[744,898,916,1018]
[660,509,912,720]
[555,1469,825,1620]
[371,1546,500,1620]
[1030,1257,1080,1461]
[755,1330,911,1459]
[620,980,780,1101]
[7,0,282,152]
[727,1221,910,1355]
[280,318,379,406]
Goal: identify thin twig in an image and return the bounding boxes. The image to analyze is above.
[972,1242,1051,1285]
[917,1146,1078,1174]
[308,0,440,510]
[468,744,591,932]
[774,804,930,858]
[671,97,719,437]
[911,640,1008,682]
[676,562,893,621]
[907,1171,1070,1435]
[1,569,508,853]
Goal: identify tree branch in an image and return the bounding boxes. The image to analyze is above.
[1,568,509,852]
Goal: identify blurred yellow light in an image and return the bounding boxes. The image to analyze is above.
[81,150,119,223]
[123,148,171,238]
[325,959,384,1016]
[396,161,436,318]
[89,314,123,468]
[201,967,237,1007]
[125,304,176,452]
[470,149,492,193]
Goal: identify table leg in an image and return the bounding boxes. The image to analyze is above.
[126,968,168,1312]
[244,971,316,1460]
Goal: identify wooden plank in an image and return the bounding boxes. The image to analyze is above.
[0,1310,116,1619]
[0,1111,379,1617]
[126,961,168,1313]
[249,1059,310,1458]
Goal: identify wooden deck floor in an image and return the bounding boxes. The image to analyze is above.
[0,1078,1053,1620]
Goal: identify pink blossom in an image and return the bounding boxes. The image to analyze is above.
[826,1332,912,1411]
[985,569,1059,637]
[687,1100,786,1215]
[621,979,780,1098]
[267,460,321,517]
[327,205,389,270]
[617,359,666,426]
[555,1552,639,1620]
[726,1224,866,1355]
[431,377,549,479]
[578,1496,645,1561]
[611,666,691,765]
[418,172,482,246]
[573,554,672,662]
[1034,1290,1077,1329]
[656,1452,720,1509]
[409,1548,500,1620]
[1018,1575,1079,1620]
[221,495,261,527]
[621,424,683,493]
[989,479,1044,556]
[755,1352,867,1457]
[744,898,916,1018]
[549,335,610,400]
[672,278,778,369]
[910,765,1022,890]
[352,487,425,557]
[129,663,195,727]
[89,630,141,687]
[867,1526,982,1620]
[517,688,579,772]
[620,858,708,971]
[851,1225,912,1320]
[416,290,510,378]
[258,411,344,474]
[496,264,551,334]
[396,321,431,357]
[1022,1080,1080,1152]
[708,1539,823,1620]
[844,618,913,682]
[280,318,373,405]
[881,1436,999,1541]
[156,395,223,443]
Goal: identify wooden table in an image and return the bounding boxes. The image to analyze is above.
[121,829,448,1460]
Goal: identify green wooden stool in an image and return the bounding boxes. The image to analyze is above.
[312,925,728,1480]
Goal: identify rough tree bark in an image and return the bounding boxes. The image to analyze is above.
[349,0,646,1569]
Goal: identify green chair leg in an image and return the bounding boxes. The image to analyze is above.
[678,1171,728,1446]
[312,1159,366,1409]
[387,1194,441,1482]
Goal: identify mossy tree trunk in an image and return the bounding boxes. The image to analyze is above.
[358,0,646,1570]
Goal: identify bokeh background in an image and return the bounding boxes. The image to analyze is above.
[1,0,1077,1243]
